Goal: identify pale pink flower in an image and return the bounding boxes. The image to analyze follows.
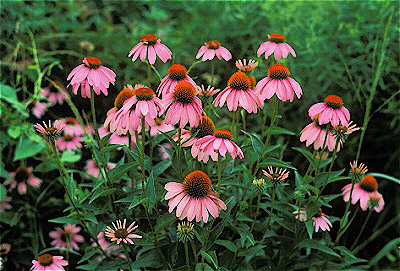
[308,95,350,126]
[257,34,296,61]
[34,120,65,143]
[213,71,263,113]
[197,85,220,97]
[342,175,384,212]
[67,57,116,98]
[59,117,84,136]
[299,122,339,152]
[172,129,197,147]
[149,117,174,137]
[236,59,258,73]
[0,196,12,212]
[196,40,232,61]
[49,224,84,251]
[93,232,124,258]
[31,101,47,119]
[31,254,68,271]
[262,166,290,183]
[157,64,197,98]
[99,127,132,148]
[84,159,115,179]
[56,134,83,151]
[293,208,307,222]
[159,143,173,160]
[128,34,172,65]
[173,116,216,147]
[191,129,244,163]
[4,166,42,195]
[164,82,205,128]
[312,209,333,232]
[368,192,385,213]
[40,81,69,105]
[164,170,227,223]
[105,219,142,245]
[255,64,302,102]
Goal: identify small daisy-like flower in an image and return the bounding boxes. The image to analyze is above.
[0,197,12,212]
[149,117,174,137]
[342,175,384,211]
[213,71,263,113]
[252,178,266,194]
[177,221,195,243]
[4,166,42,195]
[236,59,258,73]
[262,166,290,184]
[128,34,172,65]
[49,224,84,251]
[31,254,68,271]
[56,134,83,151]
[312,209,333,232]
[0,244,11,255]
[41,81,69,105]
[368,192,385,213]
[255,64,303,102]
[35,120,65,143]
[84,159,115,179]
[191,129,244,163]
[164,82,205,128]
[164,170,227,223]
[197,84,220,97]
[59,117,84,136]
[257,34,296,61]
[196,40,232,61]
[105,219,142,245]
[349,161,368,182]
[293,208,307,222]
[308,95,350,126]
[157,64,197,98]
[31,100,47,119]
[67,57,116,98]
[299,121,339,152]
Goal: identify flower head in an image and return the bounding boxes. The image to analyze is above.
[56,133,83,151]
[128,34,172,65]
[257,34,296,61]
[105,219,142,245]
[31,100,47,119]
[312,209,333,232]
[213,72,263,113]
[41,80,69,105]
[149,117,175,137]
[49,224,84,251]
[349,160,368,182]
[59,117,84,136]
[67,57,116,98]
[84,159,115,179]
[35,120,65,143]
[197,85,220,97]
[31,254,68,271]
[308,95,350,126]
[196,40,232,61]
[332,121,359,145]
[157,64,197,98]
[368,192,385,213]
[293,208,307,222]
[299,121,339,152]
[177,221,195,243]
[164,170,227,222]
[262,166,290,184]
[236,59,258,73]
[252,178,266,194]
[4,166,42,195]
[255,64,302,102]
[0,197,12,212]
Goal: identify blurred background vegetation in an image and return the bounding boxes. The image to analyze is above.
[1,0,399,268]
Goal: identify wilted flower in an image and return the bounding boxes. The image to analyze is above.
[197,85,220,97]
[349,160,368,182]
[35,120,65,143]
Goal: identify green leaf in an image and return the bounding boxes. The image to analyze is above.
[159,130,179,151]
[78,246,99,264]
[61,151,81,163]
[200,250,218,269]
[0,84,28,116]
[297,239,340,257]
[292,147,317,169]
[206,209,231,250]
[84,212,98,223]
[97,257,130,270]
[370,238,400,266]
[49,216,80,224]
[215,240,237,253]
[0,184,7,201]
[14,136,45,161]
[89,188,118,204]
[145,172,156,211]
[133,250,163,268]
[129,197,148,209]
[270,126,296,136]
[7,125,22,138]
[259,157,296,170]
[242,130,263,155]
[153,159,171,176]
[35,159,58,172]
[107,162,137,183]
[305,220,314,239]
[195,263,213,271]
[369,172,400,185]
[155,213,176,234]
[67,175,76,198]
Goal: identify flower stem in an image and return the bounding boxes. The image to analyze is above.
[217,154,222,197]
[335,206,360,244]
[141,118,147,187]
[177,127,183,179]
[250,194,261,234]
[210,58,215,86]
[265,185,277,234]
[147,62,152,88]
[184,242,190,270]
[350,208,373,251]
[122,244,132,268]
[89,87,101,145]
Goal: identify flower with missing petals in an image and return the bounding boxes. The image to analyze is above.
[349,161,368,182]
[197,85,220,97]
[257,34,296,61]
[128,34,172,65]
[105,219,142,245]
[236,59,258,73]
[35,120,65,143]
[262,166,289,184]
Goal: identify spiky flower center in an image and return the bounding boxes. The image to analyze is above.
[135,87,154,101]
[114,229,129,239]
[183,170,212,198]
[268,64,290,80]
[324,95,343,109]
[206,40,221,49]
[359,175,378,192]
[173,82,196,104]
[15,166,30,182]
[38,254,54,266]
[214,129,232,140]
[190,116,216,138]
[64,134,74,142]
[269,34,286,43]
[228,72,251,91]
[65,117,76,126]
[84,57,102,69]
[114,88,135,110]
[168,64,188,81]
[142,34,158,45]
[177,222,194,234]
[45,127,57,135]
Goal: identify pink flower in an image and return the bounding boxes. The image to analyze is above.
[172,129,197,147]
[164,82,205,128]
[257,34,296,61]
[342,175,384,212]
[157,64,197,98]
[4,166,42,195]
[31,254,68,271]
[173,116,216,147]
[368,192,385,213]
[0,196,12,212]
[84,159,115,179]
[55,134,83,151]
[105,219,142,245]
[93,232,124,258]
[149,117,174,137]
[35,120,65,143]
[312,209,333,232]
[67,57,116,98]
[40,81,69,105]
[255,64,302,102]
[99,127,132,148]
[164,170,227,223]
[213,71,263,113]
[31,101,47,119]
[49,224,84,251]
[308,95,350,126]
[59,117,84,136]
[236,59,258,73]
[196,40,232,61]
[128,34,172,65]
[299,122,339,152]
[262,166,290,183]
[293,208,307,222]
[197,85,220,97]
[191,129,244,163]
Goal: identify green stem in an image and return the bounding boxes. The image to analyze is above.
[249,194,261,234]
[128,134,135,188]
[187,60,203,74]
[147,62,152,88]
[122,244,132,268]
[335,206,360,244]
[265,185,276,234]
[184,242,190,270]
[210,59,215,86]
[217,154,222,197]
[141,118,146,186]
[241,109,246,131]
[350,208,373,251]
[89,87,101,145]
[191,242,198,265]
[177,127,183,179]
